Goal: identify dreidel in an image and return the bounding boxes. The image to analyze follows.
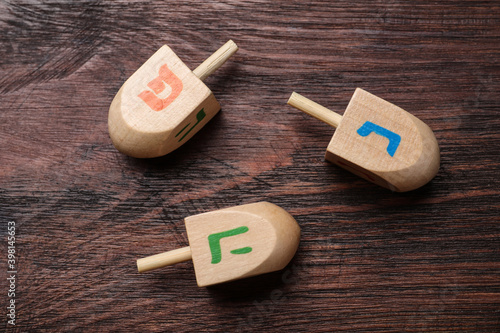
[287,88,440,192]
[108,40,238,158]
[137,202,300,287]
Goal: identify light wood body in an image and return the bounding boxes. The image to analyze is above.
[288,89,440,191]
[326,88,440,192]
[137,202,300,287]
[108,41,237,158]
[185,201,300,286]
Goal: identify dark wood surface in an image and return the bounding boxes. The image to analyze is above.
[1,1,499,332]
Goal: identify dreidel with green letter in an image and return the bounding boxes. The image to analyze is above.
[137,202,301,287]
[287,88,440,192]
[108,40,238,158]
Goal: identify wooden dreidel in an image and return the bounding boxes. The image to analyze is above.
[137,202,300,287]
[108,40,238,158]
[287,89,440,192]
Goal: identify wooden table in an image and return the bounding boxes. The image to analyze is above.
[1,1,499,331]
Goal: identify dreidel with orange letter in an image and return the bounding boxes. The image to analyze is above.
[287,88,440,192]
[108,40,238,158]
[137,202,301,287]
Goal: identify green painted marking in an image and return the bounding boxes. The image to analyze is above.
[230,247,253,255]
[208,226,252,264]
[175,109,206,142]
[175,123,190,138]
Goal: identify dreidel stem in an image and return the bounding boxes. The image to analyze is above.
[193,40,238,81]
[137,246,192,273]
[287,92,342,128]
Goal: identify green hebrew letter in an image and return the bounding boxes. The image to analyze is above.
[175,109,206,142]
[208,226,252,264]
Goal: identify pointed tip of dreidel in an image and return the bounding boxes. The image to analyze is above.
[108,40,238,158]
[136,202,301,287]
[287,88,440,192]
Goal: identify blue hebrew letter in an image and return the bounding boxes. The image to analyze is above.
[356,121,401,157]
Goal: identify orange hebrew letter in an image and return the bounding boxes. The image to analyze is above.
[138,64,183,111]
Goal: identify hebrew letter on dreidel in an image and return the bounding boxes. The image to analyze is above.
[175,109,206,142]
[287,89,440,191]
[357,121,401,157]
[138,64,183,111]
[137,202,301,287]
[109,41,238,158]
[208,226,253,264]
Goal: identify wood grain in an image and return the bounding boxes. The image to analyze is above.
[1,0,499,332]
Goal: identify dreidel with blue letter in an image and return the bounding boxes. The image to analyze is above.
[287,89,440,192]
[137,202,301,287]
[108,40,238,158]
